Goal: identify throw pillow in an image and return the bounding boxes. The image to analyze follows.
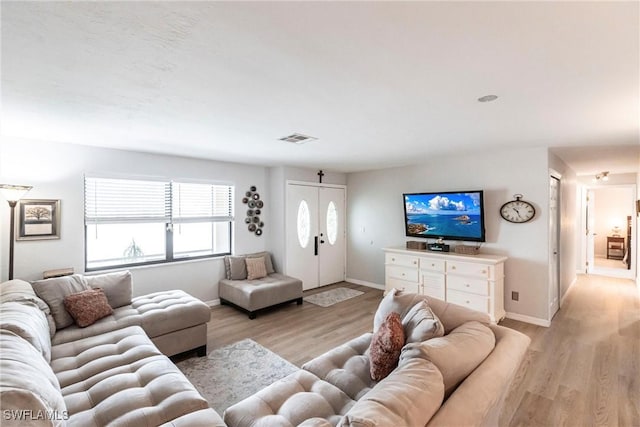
[247,252,275,274]
[402,301,445,344]
[399,320,495,397]
[246,257,268,280]
[85,270,132,308]
[228,256,248,280]
[63,288,113,328]
[31,274,90,330]
[369,312,405,381]
[373,288,425,333]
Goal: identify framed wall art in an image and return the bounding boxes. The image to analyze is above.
[17,199,60,240]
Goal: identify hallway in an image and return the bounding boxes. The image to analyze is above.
[500,274,639,426]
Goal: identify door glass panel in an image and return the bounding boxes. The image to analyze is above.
[297,200,310,248]
[327,201,338,245]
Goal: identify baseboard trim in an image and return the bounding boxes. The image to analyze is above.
[505,312,551,327]
[205,299,221,308]
[346,277,385,290]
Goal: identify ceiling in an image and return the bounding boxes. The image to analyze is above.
[2,1,638,174]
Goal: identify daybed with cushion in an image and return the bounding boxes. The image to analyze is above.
[224,288,530,427]
[219,251,303,319]
[0,274,225,426]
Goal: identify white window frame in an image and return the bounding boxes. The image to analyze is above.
[84,176,234,271]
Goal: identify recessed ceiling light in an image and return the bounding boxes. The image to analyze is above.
[279,133,318,144]
[478,95,498,103]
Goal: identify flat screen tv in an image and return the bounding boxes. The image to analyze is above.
[403,190,486,242]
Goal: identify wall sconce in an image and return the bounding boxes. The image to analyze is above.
[592,171,609,182]
[0,184,33,280]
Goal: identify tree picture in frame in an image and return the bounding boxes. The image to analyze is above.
[17,199,60,240]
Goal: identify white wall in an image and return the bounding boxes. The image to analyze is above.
[0,137,270,303]
[347,147,554,322]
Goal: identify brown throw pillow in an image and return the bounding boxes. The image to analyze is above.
[369,312,405,381]
[63,288,113,328]
[246,257,268,280]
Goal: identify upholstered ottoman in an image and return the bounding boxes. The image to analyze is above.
[219,273,303,319]
[52,290,211,357]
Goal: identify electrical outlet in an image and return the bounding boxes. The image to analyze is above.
[511,291,519,301]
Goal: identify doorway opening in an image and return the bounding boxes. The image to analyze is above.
[584,184,636,279]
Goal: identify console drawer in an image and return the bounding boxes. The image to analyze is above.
[447,261,492,278]
[387,265,419,283]
[386,253,420,268]
[386,277,420,294]
[446,289,490,313]
[422,271,445,288]
[447,276,490,296]
[420,258,445,273]
[423,284,446,300]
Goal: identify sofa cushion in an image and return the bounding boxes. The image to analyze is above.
[64,288,114,327]
[1,279,56,337]
[400,320,496,396]
[369,312,404,381]
[50,326,214,426]
[302,333,374,401]
[51,290,211,346]
[0,330,67,427]
[246,256,268,280]
[227,256,248,280]
[402,300,445,344]
[223,370,355,427]
[247,251,275,274]
[339,357,444,427]
[374,288,425,332]
[85,270,132,308]
[0,301,52,362]
[375,288,490,334]
[32,274,90,330]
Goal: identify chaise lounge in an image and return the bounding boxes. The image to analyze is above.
[0,273,226,426]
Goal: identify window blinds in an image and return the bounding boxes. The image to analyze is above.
[85,177,233,225]
[171,182,234,223]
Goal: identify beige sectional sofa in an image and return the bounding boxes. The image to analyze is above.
[0,275,225,426]
[224,289,530,427]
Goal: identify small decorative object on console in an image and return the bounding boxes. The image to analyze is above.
[406,241,427,250]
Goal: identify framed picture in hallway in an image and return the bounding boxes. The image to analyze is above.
[16,199,60,240]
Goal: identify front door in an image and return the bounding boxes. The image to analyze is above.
[286,183,346,290]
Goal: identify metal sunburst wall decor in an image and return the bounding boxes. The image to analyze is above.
[242,186,264,236]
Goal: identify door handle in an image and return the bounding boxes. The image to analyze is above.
[314,236,319,256]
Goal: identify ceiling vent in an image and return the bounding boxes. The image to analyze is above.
[279,133,317,144]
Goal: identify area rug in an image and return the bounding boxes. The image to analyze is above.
[303,287,364,307]
[176,338,298,414]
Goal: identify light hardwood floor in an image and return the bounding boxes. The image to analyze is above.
[203,275,640,426]
[500,274,640,427]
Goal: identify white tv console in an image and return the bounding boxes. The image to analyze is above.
[383,247,507,323]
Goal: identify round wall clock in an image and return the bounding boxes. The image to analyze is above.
[500,194,535,223]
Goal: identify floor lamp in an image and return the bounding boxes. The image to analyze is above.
[0,184,33,280]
